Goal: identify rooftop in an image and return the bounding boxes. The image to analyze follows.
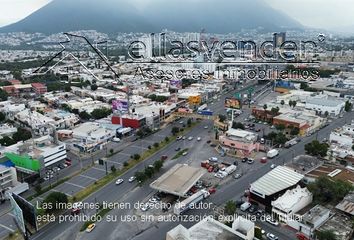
[305,164,354,185]
[302,205,331,225]
[251,166,304,196]
[335,192,354,216]
[317,213,353,240]
[150,164,206,197]
[272,185,312,212]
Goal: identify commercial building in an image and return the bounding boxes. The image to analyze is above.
[219,129,260,156]
[0,165,29,200]
[70,122,116,153]
[249,166,304,211]
[4,135,67,173]
[150,164,206,198]
[271,185,313,223]
[166,216,255,240]
[111,114,146,129]
[305,96,345,117]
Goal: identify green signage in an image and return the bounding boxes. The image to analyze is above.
[5,153,41,172]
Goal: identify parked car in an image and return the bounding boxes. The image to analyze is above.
[182,151,188,156]
[234,173,242,179]
[175,147,181,151]
[260,157,267,163]
[209,157,218,162]
[247,159,255,164]
[242,157,248,163]
[176,136,182,141]
[188,136,194,141]
[271,164,276,169]
[197,137,201,141]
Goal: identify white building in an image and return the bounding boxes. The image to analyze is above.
[305,96,345,116]
[271,185,313,223]
[0,165,29,200]
[71,122,115,153]
[166,216,255,240]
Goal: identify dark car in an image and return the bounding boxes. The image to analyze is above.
[248,205,258,213]
[242,157,248,163]
[175,147,181,151]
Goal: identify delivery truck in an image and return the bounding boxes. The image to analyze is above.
[267,149,279,159]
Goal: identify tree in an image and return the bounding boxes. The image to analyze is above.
[293,101,297,108]
[153,142,159,148]
[43,192,68,213]
[0,136,16,146]
[0,89,8,101]
[79,111,91,120]
[270,107,280,116]
[280,100,285,106]
[90,108,112,120]
[308,176,353,204]
[110,165,116,173]
[153,160,164,172]
[345,100,352,112]
[0,112,5,122]
[254,227,263,239]
[324,111,329,117]
[263,104,268,110]
[275,124,286,132]
[352,145,354,151]
[90,84,98,91]
[224,200,237,215]
[171,127,180,136]
[12,128,32,142]
[290,127,300,136]
[64,85,71,92]
[232,122,245,130]
[133,154,141,161]
[275,132,287,145]
[316,230,337,240]
[305,140,329,157]
[144,166,155,178]
[109,149,114,155]
[135,171,146,184]
[123,161,129,167]
[165,136,169,142]
[187,119,192,127]
[218,114,227,123]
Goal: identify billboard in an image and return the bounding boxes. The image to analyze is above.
[9,194,25,234]
[112,100,129,112]
[188,96,201,105]
[225,97,242,109]
[12,193,38,232]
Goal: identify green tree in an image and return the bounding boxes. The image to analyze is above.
[305,140,329,157]
[254,227,263,239]
[0,136,16,146]
[64,85,71,92]
[165,136,169,142]
[123,161,129,167]
[270,107,280,116]
[171,127,180,136]
[79,111,91,120]
[218,114,227,123]
[144,166,155,178]
[12,128,32,142]
[153,142,159,148]
[263,104,268,110]
[280,100,285,106]
[352,145,354,151]
[224,200,237,215]
[232,122,245,130]
[345,100,352,112]
[43,192,68,213]
[316,230,337,240]
[290,127,300,136]
[109,149,114,155]
[133,154,141,161]
[90,84,98,91]
[91,108,112,120]
[275,124,286,132]
[153,160,164,172]
[187,119,192,127]
[110,165,116,173]
[134,171,146,184]
[0,89,8,101]
[0,112,5,122]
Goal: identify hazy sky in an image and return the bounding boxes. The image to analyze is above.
[0,0,353,30]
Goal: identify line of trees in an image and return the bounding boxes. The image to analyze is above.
[0,128,32,146]
[134,160,164,184]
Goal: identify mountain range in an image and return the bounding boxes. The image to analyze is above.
[0,0,303,34]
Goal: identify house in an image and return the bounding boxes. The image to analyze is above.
[271,185,313,223]
[316,213,353,240]
[335,192,354,216]
[219,129,260,156]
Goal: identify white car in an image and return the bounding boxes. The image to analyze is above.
[209,157,218,162]
[128,176,136,182]
[270,164,276,169]
[141,204,150,212]
[149,197,158,203]
[112,137,121,143]
[204,126,208,129]
[266,233,279,240]
[182,151,188,156]
[266,217,279,226]
[115,178,124,185]
[72,201,84,210]
[188,136,193,141]
[197,137,201,141]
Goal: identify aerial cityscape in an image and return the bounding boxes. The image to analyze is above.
[0,0,353,240]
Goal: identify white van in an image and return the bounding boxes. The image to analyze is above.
[112,137,121,143]
[240,202,252,211]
